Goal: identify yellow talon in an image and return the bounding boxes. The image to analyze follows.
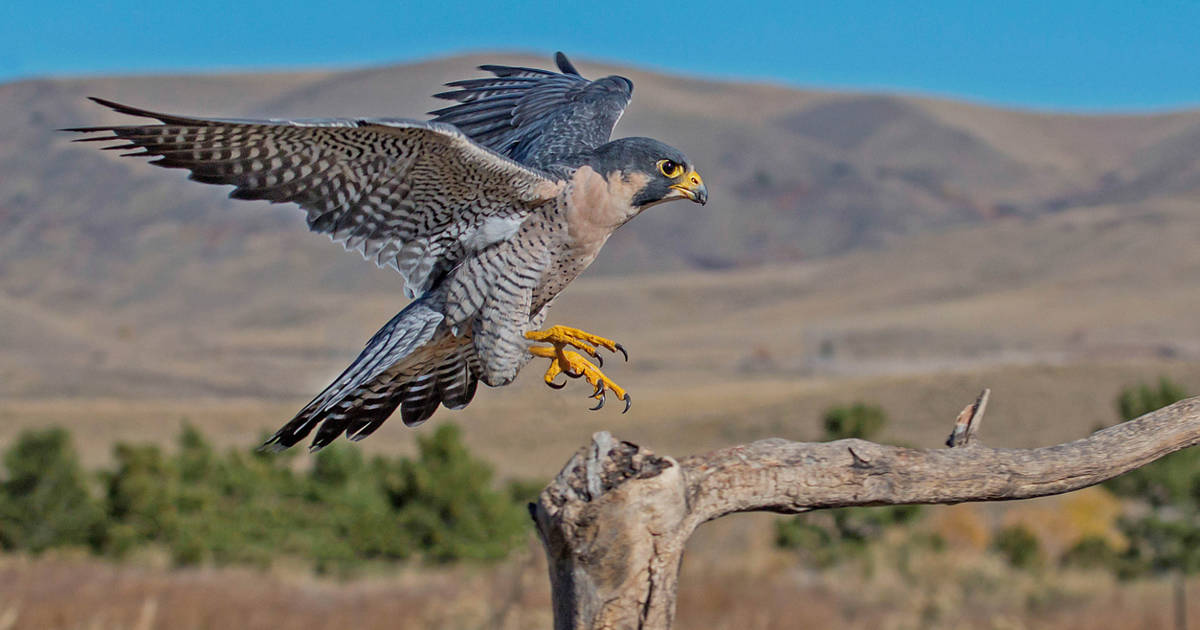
[524,325,628,363]
[530,345,567,389]
[527,329,632,412]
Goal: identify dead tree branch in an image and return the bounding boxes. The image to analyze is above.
[530,394,1200,630]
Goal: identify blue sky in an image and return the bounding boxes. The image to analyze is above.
[3,1,1199,111]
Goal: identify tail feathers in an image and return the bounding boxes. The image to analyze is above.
[311,382,404,449]
[399,372,441,427]
[437,344,481,410]
[260,340,482,452]
[348,345,479,436]
[399,342,481,427]
[344,399,400,442]
[259,300,443,452]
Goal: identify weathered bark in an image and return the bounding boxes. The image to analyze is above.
[530,393,1200,630]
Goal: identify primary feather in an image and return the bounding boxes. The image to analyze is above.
[430,52,633,169]
[67,98,557,298]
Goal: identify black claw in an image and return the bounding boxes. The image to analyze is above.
[622,393,632,414]
[547,378,566,390]
[591,380,604,398]
[595,352,603,368]
[590,392,606,411]
[615,343,628,362]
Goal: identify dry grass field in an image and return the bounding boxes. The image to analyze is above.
[2,526,1197,630]
[3,194,1199,475]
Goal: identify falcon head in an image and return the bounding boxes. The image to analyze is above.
[588,137,708,208]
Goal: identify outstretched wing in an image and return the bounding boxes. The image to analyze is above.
[429,52,633,169]
[66,98,562,297]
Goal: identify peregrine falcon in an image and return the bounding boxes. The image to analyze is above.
[66,52,708,451]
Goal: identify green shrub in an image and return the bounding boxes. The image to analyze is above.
[1116,514,1200,578]
[992,525,1043,570]
[505,477,548,507]
[1117,377,1187,424]
[1060,535,1120,571]
[1103,378,1198,580]
[0,422,530,571]
[0,428,106,552]
[775,519,839,568]
[176,423,216,483]
[104,443,177,546]
[822,403,886,441]
[381,424,529,563]
[311,442,366,488]
[1106,379,1196,509]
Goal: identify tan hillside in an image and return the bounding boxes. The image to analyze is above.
[0,51,1198,465]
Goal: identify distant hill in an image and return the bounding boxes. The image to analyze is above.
[1,52,1199,409]
[8,54,1200,280]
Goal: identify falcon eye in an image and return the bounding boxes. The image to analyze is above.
[657,159,684,178]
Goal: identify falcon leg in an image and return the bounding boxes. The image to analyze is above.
[527,327,631,413]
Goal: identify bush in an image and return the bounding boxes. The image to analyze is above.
[1060,535,1120,571]
[381,424,529,563]
[0,422,532,571]
[1105,379,1196,509]
[775,519,839,568]
[1117,378,1187,424]
[1116,514,1200,578]
[1103,378,1198,579]
[0,428,106,552]
[104,443,178,545]
[822,403,887,440]
[992,525,1043,570]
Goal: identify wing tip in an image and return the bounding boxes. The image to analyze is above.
[79,96,213,127]
[555,51,580,76]
[61,98,133,133]
[86,96,154,118]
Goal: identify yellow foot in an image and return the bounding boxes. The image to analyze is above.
[524,325,628,366]
[528,331,631,413]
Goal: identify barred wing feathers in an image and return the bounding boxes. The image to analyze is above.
[67,98,563,298]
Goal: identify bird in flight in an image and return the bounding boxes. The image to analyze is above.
[66,52,708,451]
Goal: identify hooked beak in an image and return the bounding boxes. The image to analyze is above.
[670,170,708,205]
